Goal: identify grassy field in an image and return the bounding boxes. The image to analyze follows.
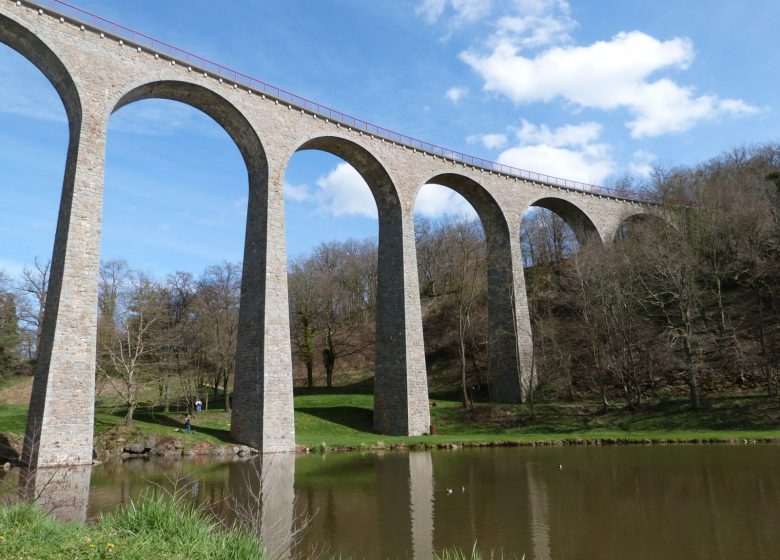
[2,375,779,452]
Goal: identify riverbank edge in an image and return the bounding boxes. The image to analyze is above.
[4,431,780,469]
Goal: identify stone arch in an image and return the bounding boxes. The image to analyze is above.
[524,196,601,245]
[113,80,267,176]
[0,12,81,132]
[290,134,403,219]
[110,80,286,451]
[413,172,526,403]
[281,134,429,436]
[614,209,673,242]
[414,172,509,239]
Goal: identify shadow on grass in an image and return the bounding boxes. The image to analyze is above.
[294,379,374,397]
[99,407,236,444]
[297,406,375,433]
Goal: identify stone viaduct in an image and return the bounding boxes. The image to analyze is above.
[1,0,663,467]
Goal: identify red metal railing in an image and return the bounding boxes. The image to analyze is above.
[23,0,678,206]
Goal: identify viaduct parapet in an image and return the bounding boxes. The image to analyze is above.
[0,0,661,467]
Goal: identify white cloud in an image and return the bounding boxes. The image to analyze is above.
[298,163,480,220]
[313,162,377,218]
[629,150,656,178]
[416,0,448,24]
[418,0,493,26]
[445,86,469,103]
[450,0,493,25]
[414,184,478,220]
[467,133,508,150]
[490,0,576,50]
[514,119,600,147]
[461,31,757,137]
[284,182,311,202]
[496,120,614,184]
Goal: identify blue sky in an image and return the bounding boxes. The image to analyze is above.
[1,0,778,278]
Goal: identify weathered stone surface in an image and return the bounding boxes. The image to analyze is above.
[1,0,661,466]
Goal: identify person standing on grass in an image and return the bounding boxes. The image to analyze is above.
[195,398,202,412]
[185,414,192,434]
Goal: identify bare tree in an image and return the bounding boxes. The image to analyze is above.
[195,262,241,411]
[15,257,49,359]
[288,257,324,388]
[97,271,168,426]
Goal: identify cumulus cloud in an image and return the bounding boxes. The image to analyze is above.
[417,0,493,27]
[414,184,478,219]
[490,0,576,49]
[496,120,614,184]
[417,0,757,138]
[313,162,377,218]
[460,30,757,137]
[445,86,469,103]
[467,133,508,150]
[291,163,480,220]
[629,150,657,178]
[284,182,311,202]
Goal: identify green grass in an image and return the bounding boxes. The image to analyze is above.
[0,497,265,559]
[0,404,27,434]
[2,376,780,452]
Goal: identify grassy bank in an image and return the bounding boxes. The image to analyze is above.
[2,377,779,455]
[0,497,265,559]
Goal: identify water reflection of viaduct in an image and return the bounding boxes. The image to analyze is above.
[2,0,662,467]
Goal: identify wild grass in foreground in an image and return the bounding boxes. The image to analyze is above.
[434,544,524,559]
[0,497,266,559]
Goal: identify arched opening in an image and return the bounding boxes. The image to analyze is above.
[614,212,670,242]
[284,148,379,393]
[414,173,525,404]
[283,135,426,435]
[519,196,600,403]
[413,182,486,408]
[522,197,600,266]
[98,81,266,440]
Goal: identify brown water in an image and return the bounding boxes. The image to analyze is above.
[3,445,780,559]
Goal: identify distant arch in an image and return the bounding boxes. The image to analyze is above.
[0,13,81,131]
[113,80,267,177]
[414,172,510,240]
[413,172,524,403]
[288,134,402,218]
[614,210,673,242]
[283,134,424,435]
[524,196,601,245]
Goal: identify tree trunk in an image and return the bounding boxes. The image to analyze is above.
[125,403,136,427]
[323,332,336,389]
[163,376,170,413]
[223,371,231,413]
[458,313,470,408]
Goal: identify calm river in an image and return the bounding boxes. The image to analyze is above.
[3,445,780,559]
